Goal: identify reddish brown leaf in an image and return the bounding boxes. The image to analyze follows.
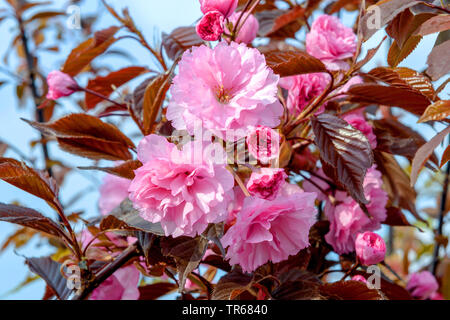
[85,66,148,110]
[411,126,450,185]
[374,151,422,221]
[0,158,61,211]
[161,236,209,292]
[372,118,438,166]
[25,257,73,300]
[311,114,373,209]
[78,160,142,180]
[211,268,253,300]
[387,36,422,67]
[265,50,327,77]
[162,26,204,61]
[256,6,305,38]
[100,199,165,235]
[62,26,119,76]
[23,114,135,161]
[441,145,450,168]
[418,100,450,123]
[368,67,435,100]
[142,73,171,135]
[359,0,422,41]
[415,15,450,36]
[348,84,431,116]
[0,203,67,238]
[138,282,177,300]
[320,280,384,300]
[427,39,450,81]
[383,206,414,227]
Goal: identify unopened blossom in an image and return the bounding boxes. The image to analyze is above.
[343,113,377,149]
[246,126,281,164]
[196,10,224,41]
[99,174,131,216]
[167,42,283,140]
[324,166,388,254]
[46,71,79,100]
[306,15,356,69]
[246,168,287,201]
[90,265,140,300]
[129,134,234,237]
[200,0,238,18]
[406,271,440,300]
[351,275,367,283]
[222,189,317,273]
[279,73,330,116]
[355,232,386,265]
[226,11,259,44]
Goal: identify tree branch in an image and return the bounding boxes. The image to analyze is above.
[72,243,140,300]
[432,140,450,275]
[16,14,53,177]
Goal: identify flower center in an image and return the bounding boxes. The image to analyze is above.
[215,85,232,104]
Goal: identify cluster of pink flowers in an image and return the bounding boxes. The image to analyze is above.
[304,166,388,254]
[196,0,259,44]
[280,14,357,119]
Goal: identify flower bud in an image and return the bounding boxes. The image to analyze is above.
[46,71,79,100]
[351,275,367,284]
[355,232,386,266]
[246,168,287,201]
[200,0,238,18]
[196,10,225,41]
[226,11,259,44]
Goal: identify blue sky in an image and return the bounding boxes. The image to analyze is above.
[0,0,448,299]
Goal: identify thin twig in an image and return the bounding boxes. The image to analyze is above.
[73,243,140,300]
[432,138,450,275]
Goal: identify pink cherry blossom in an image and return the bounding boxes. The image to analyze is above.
[324,166,388,254]
[226,11,259,44]
[302,168,332,202]
[99,174,131,216]
[343,113,377,149]
[306,15,356,68]
[406,271,440,300]
[246,168,287,201]
[279,73,330,116]
[196,11,224,41]
[46,71,79,100]
[200,0,237,18]
[129,134,234,237]
[355,232,386,265]
[351,275,367,283]
[222,189,317,273]
[167,42,283,140]
[90,265,140,300]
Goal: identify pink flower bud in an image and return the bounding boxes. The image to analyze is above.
[355,232,386,266]
[406,271,440,300]
[196,11,225,41]
[227,11,259,44]
[246,168,287,201]
[246,126,281,164]
[351,275,367,284]
[46,71,79,100]
[200,0,238,18]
